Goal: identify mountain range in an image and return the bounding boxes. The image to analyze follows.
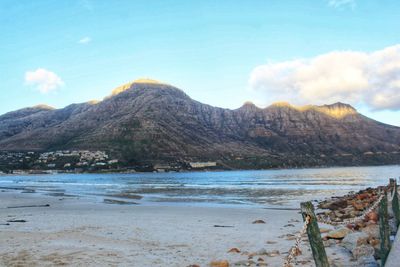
[1,79,399,169]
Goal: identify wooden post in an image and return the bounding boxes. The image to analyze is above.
[379,190,390,266]
[390,178,400,227]
[300,201,329,267]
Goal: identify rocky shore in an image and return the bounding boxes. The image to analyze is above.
[314,186,398,267]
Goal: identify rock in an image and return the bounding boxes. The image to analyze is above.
[285,234,296,240]
[334,210,344,218]
[319,227,331,233]
[210,260,229,267]
[266,250,280,257]
[342,232,369,251]
[233,260,255,266]
[284,224,295,227]
[326,228,352,239]
[368,237,379,247]
[366,212,378,222]
[187,265,200,267]
[248,252,256,259]
[257,257,264,262]
[255,248,267,255]
[352,201,365,211]
[352,245,375,260]
[266,241,276,244]
[228,248,241,253]
[252,220,266,224]
[331,199,349,209]
[356,255,378,267]
[233,261,248,266]
[361,224,379,239]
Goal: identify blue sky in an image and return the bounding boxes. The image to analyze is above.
[1,0,400,125]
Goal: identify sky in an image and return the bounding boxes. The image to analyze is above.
[1,0,400,125]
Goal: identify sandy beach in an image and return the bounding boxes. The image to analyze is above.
[0,189,328,267]
[2,166,396,266]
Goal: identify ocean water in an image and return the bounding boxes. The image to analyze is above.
[1,165,399,208]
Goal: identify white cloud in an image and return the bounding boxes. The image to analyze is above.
[249,44,400,111]
[78,36,91,44]
[24,68,64,93]
[328,0,356,9]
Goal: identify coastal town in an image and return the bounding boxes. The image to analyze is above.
[0,150,219,174]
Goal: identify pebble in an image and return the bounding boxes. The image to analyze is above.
[284,224,295,227]
[228,248,241,253]
[255,248,267,255]
[233,260,255,266]
[265,250,280,257]
[210,260,229,267]
[252,220,266,224]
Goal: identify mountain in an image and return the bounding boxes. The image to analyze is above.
[1,79,400,169]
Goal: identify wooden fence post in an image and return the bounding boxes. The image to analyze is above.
[300,201,330,267]
[390,178,400,227]
[379,190,390,266]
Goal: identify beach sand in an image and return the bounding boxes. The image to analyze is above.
[0,190,349,267]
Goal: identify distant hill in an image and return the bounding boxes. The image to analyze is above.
[1,79,399,169]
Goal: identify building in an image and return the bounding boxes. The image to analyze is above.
[189,162,217,168]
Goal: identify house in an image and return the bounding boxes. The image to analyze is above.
[189,162,217,168]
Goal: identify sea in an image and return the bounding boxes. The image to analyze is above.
[1,165,399,208]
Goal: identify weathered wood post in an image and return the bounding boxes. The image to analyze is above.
[300,201,329,267]
[379,190,390,266]
[390,178,400,227]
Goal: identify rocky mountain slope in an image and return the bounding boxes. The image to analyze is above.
[1,79,399,168]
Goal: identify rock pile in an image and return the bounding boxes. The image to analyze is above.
[317,186,397,266]
[318,187,382,227]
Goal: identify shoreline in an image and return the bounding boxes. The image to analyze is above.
[0,190,312,266]
[2,163,399,176]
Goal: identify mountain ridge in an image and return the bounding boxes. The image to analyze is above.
[1,79,399,169]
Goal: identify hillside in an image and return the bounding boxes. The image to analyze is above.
[1,79,400,169]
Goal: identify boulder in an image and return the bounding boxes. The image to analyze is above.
[361,224,379,239]
[326,228,352,239]
[342,232,369,251]
[352,245,375,260]
[356,255,378,267]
